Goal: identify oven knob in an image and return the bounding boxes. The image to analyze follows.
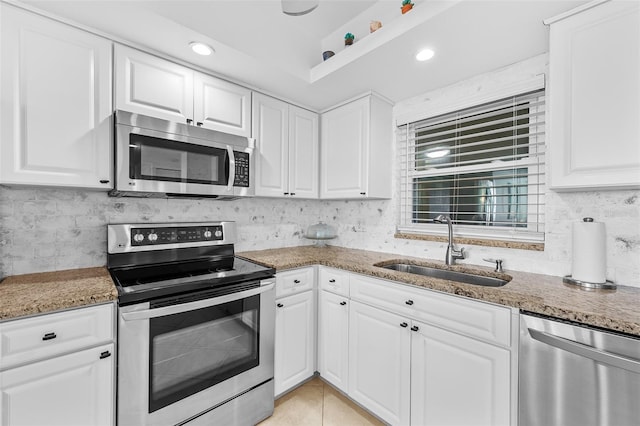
[133,233,144,243]
[203,230,212,239]
[148,233,158,242]
[214,230,222,238]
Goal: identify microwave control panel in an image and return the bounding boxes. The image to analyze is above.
[233,151,250,187]
[130,225,224,246]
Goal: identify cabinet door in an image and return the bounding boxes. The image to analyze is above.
[318,290,349,392]
[193,73,251,137]
[0,5,112,189]
[411,322,510,426]
[548,1,640,190]
[274,291,315,396]
[288,106,319,198]
[253,93,289,197]
[115,44,193,124]
[348,300,410,425]
[320,97,369,198]
[0,344,114,426]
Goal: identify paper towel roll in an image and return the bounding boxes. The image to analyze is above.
[572,218,606,283]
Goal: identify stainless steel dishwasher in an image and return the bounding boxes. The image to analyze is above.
[519,313,640,426]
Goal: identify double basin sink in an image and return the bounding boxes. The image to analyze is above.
[377,262,511,287]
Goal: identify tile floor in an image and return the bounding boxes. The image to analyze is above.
[259,377,384,426]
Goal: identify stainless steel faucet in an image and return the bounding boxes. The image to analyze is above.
[433,215,465,266]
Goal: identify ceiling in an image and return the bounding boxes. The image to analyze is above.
[21,0,587,110]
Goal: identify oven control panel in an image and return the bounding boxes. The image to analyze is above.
[130,225,224,246]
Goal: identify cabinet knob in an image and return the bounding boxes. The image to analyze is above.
[405,300,414,306]
[196,122,203,127]
[42,332,57,341]
[329,279,336,283]
[100,351,111,359]
[400,322,408,328]
[186,119,193,124]
[99,179,110,184]
[411,325,419,332]
[340,301,347,306]
[277,303,284,308]
[294,279,301,284]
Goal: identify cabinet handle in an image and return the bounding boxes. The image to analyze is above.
[411,326,419,332]
[290,192,296,196]
[360,192,366,196]
[42,332,57,341]
[340,301,347,306]
[277,303,284,308]
[284,192,289,195]
[329,279,336,283]
[405,300,414,306]
[294,279,301,284]
[100,351,111,359]
[196,122,203,127]
[186,119,193,124]
[99,179,110,184]
[400,322,408,328]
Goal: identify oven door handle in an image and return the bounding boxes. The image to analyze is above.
[121,282,274,321]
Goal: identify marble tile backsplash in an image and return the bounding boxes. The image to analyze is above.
[1,186,639,288]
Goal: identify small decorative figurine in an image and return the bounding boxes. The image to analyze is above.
[344,32,355,46]
[401,0,414,14]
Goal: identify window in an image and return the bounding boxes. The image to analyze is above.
[397,89,545,242]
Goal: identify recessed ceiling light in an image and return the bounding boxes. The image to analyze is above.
[416,49,435,62]
[190,42,214,56]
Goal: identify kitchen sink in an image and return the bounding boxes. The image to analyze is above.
[379,263,510,287]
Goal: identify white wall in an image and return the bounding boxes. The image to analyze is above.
[1,54,638,287]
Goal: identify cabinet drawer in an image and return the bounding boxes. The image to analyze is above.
[275,267,314,298]
[0,303,114,370]
[318,266,349,296]
[349,274,511,347]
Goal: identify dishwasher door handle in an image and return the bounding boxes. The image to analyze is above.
[528,328,640,374]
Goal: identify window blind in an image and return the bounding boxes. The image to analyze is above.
[397,89,546,242]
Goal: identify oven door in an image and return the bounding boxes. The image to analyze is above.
[118,280,275,426]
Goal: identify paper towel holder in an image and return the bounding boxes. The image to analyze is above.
[563,275,616,290]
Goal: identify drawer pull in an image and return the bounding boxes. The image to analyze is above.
[294,279,301,284]
[42,332,57,341]
[411,326,419,332]
[277,303,284,308]
[329,279,336,283]
[400,322,408,328]
[340,301,347,306]
[405,300,414,306]
[100,351,111,359]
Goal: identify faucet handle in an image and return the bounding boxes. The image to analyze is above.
[483,258,503,273]
[452,246,465,260]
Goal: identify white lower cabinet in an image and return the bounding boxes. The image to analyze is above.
[274,288,315,396]
[0,344,115,426]
[348,300,411,425]
[317,290,349,392]
[0,303,115,426]
[410,322,511,426]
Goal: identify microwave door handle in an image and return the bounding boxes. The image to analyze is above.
[226,145,235,192]
[121,282,274,321]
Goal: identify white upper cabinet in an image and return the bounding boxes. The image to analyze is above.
[0,4,112,189]
[547,0,640,190]
[320,94,392,199]
[115,44,193,124]
[253,93,319,198]
[193,72,251,137]
[115,45,251,136]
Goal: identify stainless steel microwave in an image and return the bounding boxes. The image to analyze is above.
[111,110,254,199]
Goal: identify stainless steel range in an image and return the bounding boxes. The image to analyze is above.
[107,222,275,426]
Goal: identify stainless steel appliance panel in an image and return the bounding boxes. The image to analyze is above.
[519,313,640,426]
[117,279,275,426]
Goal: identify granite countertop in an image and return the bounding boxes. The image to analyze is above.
[238,245,640,337]
[0,267,118,321]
